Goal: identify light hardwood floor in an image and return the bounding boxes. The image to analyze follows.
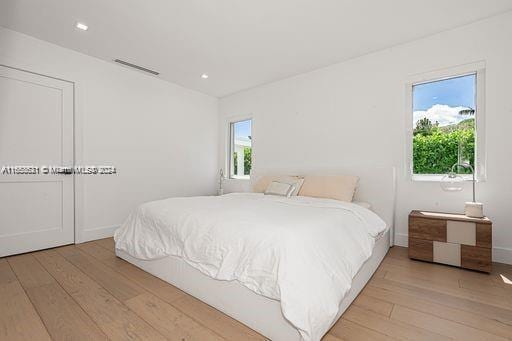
[1,239,512,340]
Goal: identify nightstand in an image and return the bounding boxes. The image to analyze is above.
[408,210,492,272]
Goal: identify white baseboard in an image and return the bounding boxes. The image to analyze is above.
[77,224,119,243]
[493,246,512,265]
[394,233,408,247]
[393,233,512,265]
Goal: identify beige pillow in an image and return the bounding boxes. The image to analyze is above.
[298,175,359,202]
[253,176,304,196]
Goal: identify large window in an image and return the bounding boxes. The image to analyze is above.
[410,70,484,179]
[229,119,252,179]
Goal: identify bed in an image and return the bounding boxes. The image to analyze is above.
[115,166,396,341]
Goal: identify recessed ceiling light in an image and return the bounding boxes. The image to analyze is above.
[76,22,88,31]
[201,73,209,79]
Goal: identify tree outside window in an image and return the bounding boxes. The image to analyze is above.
[412,74,476,175]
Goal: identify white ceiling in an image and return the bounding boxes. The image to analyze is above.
[1,0,512,97]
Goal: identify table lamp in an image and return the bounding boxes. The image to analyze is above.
[440,162,484,218]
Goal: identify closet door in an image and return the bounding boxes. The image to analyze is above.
[0,65,74,256]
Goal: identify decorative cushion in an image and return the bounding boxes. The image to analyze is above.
[264,181,295,197]
[298,175,359,202]
[253,176,304,196]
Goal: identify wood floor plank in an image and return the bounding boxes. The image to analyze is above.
[328,318,396,340]
[0,280,52,341]
[387,246,409,259]
[7,253,54,288]
[372,266,388,279]
[8,253,107,341]
[32,249,167,341]
[0,259,51,341]
[384,259,510,294]
[384,267,512,310]
[459,278,512,297]
[172,294,265,340]
[363,285,512,339]
[494,262,512,277]
[0,258,17,285]
[384,254,503,286]
[95,237,115,251]
[79,240,264,339]
[56,245,145,302]
[370,277,512,325]
[76,241,119,262]
[78,242,187,303]
[352,293,394,317]
[383,256,512,301]
[114,261,187,304]
[379,262,463,288]
[343,305,451,341]
[321,333,344,341]
[26,283,108,340]
[3,242,512,341]
[125,292,225,341]
[391,304,507,341]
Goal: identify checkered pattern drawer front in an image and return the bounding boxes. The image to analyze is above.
[409,215,492,273]
[409,217,447,242]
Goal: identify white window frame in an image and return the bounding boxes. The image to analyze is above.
[405,62,486,182]
[227,117,253,180]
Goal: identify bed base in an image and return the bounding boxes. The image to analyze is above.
[115,230,389,341]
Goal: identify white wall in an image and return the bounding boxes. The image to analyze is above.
[0,27,219,242]
[219,12,512,264]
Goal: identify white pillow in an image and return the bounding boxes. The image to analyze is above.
[276,177,304,196]
[264,181,296,197]
[289,178,304,196]
[253,176,304,196]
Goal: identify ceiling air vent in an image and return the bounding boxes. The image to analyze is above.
[114,59,160,76]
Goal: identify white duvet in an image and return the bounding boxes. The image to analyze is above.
[114,193,387,341]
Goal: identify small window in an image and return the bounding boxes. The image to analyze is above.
[411,73,479,178]
[229,119,252,179]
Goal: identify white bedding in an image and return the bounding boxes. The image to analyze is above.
[114,193,387,341]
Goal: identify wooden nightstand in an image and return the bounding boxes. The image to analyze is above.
[408,210,492,272]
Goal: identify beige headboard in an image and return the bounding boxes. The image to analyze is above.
[225,165,397,246]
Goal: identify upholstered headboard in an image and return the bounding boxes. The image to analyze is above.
[225,165,397,246]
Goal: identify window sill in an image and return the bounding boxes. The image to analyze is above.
[228,176,250,181]
[411,174,483,182]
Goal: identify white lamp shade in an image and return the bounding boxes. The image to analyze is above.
[440,172,464,192]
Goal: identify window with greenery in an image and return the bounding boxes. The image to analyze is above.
[230,119,252,179]
[412,74,476,175]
